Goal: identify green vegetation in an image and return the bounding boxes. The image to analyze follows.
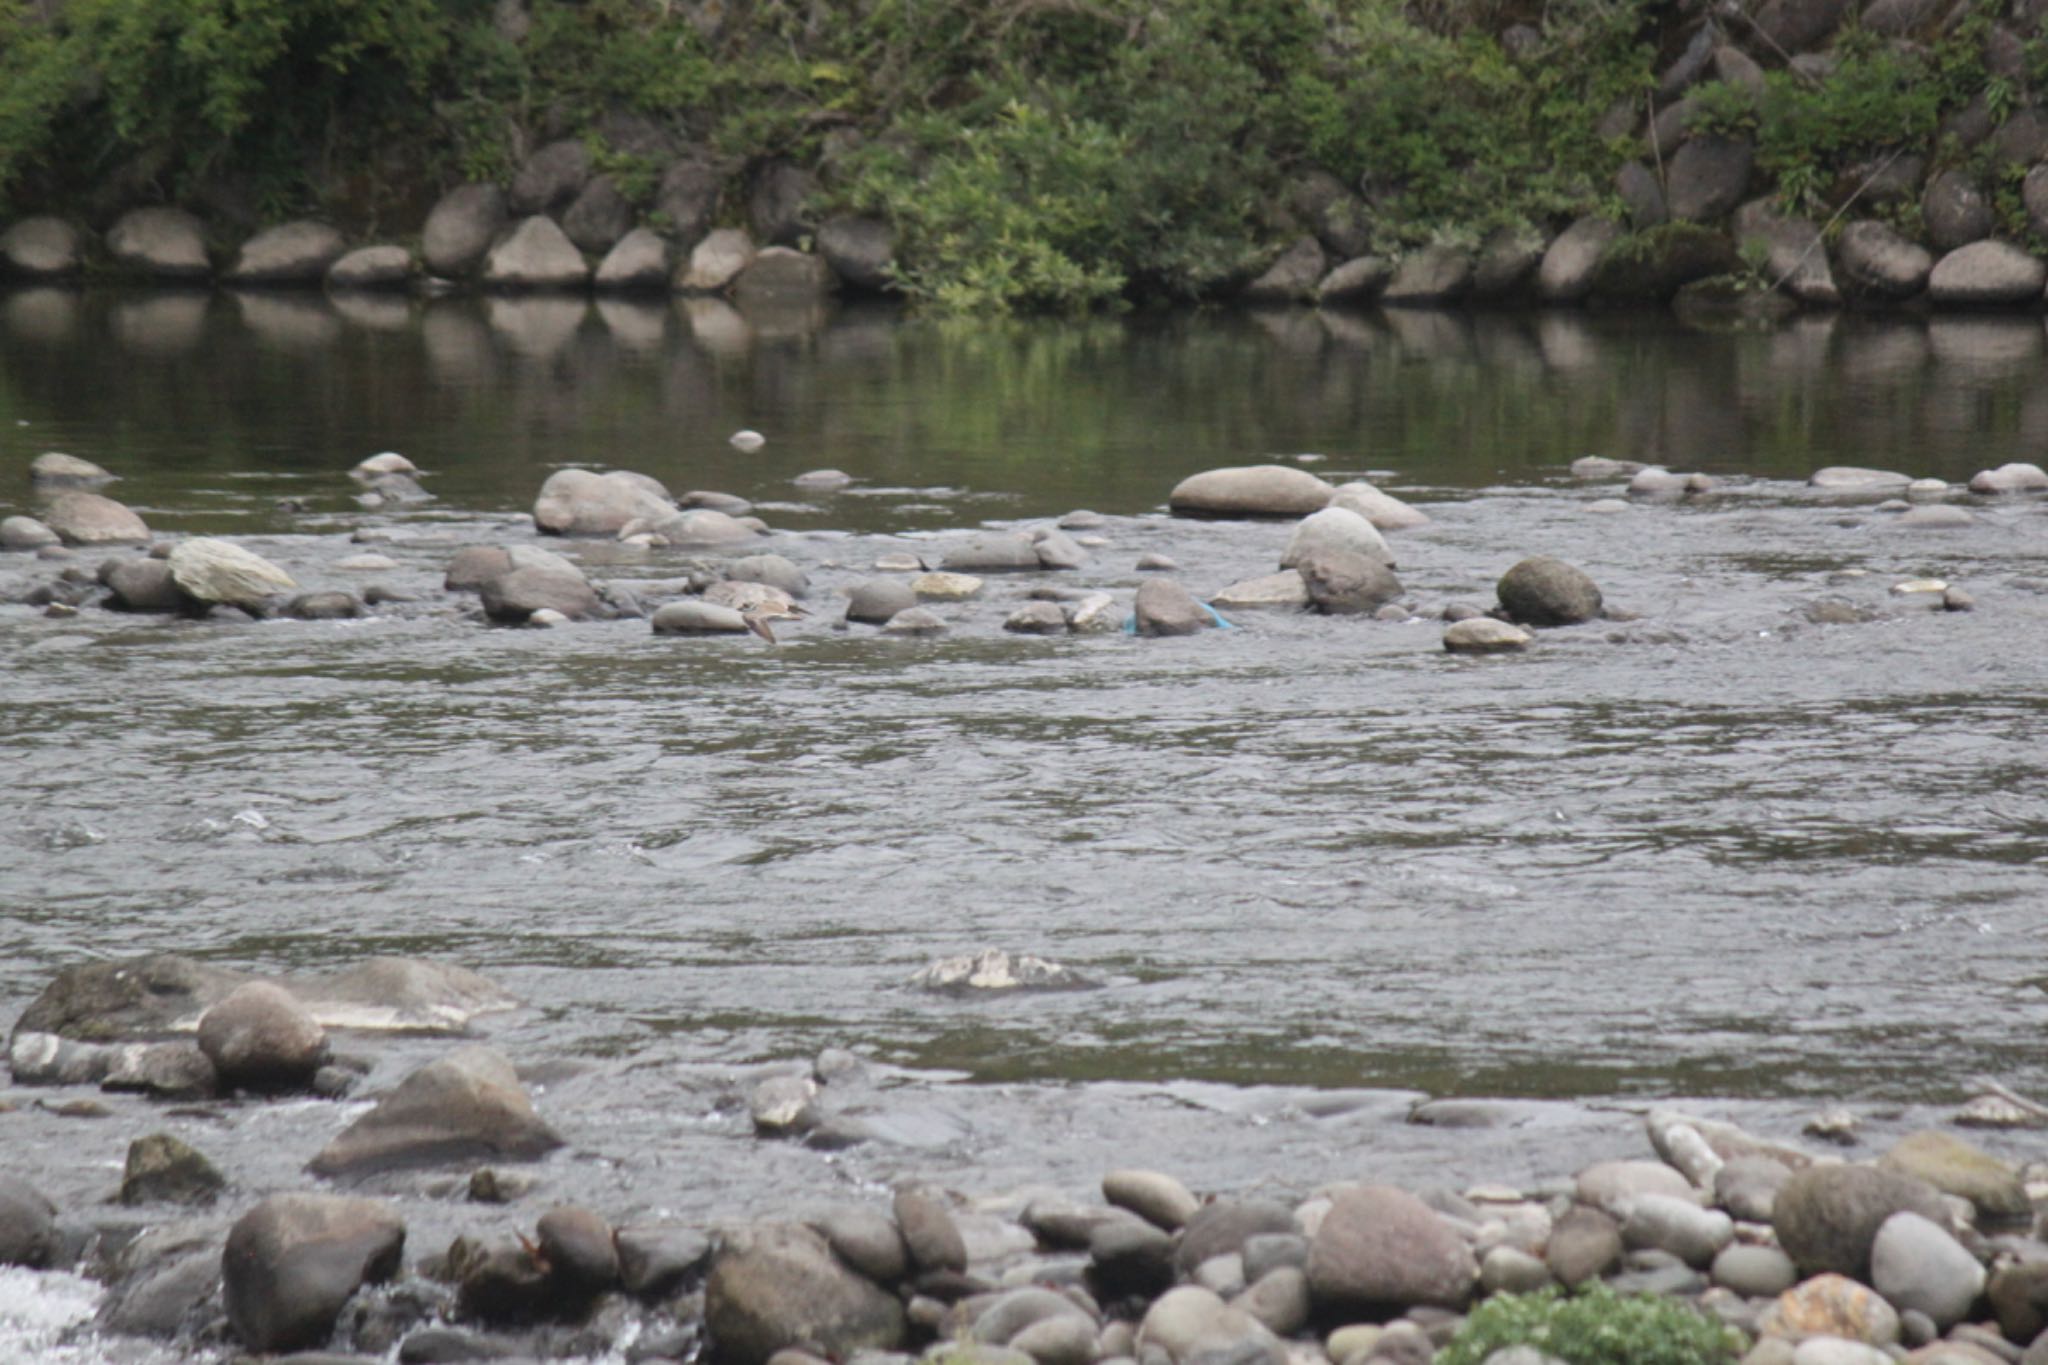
[0,0,2024,310]
[1438,1285,1745,1365]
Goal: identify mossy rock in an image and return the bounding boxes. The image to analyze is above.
[1592,224,1740,304]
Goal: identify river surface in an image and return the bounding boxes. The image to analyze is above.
[2,288,2047,1356]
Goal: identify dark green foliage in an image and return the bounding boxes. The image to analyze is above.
[1438,1285,1745,1365]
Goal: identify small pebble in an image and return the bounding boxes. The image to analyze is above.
[730,429,766,452]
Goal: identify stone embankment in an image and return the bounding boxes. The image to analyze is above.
[6,951,2048,1363]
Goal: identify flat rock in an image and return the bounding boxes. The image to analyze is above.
[1927,241,2048,305]
[168,537,296,608]
[31,452,115,486]
[1444,618,1530,653]
[42,491,148,545]
[1169,465,1334,519]
[306,1046,564,1176]
[227,222,347,285]
[942,533,1041,573]
[1810,466,1911,492]
[533,468,673,536]
[1210,571,1309,610]
[327,245,413,290]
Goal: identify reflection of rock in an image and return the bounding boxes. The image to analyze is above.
[1927,317,2042,381]
[911,949,1096,994]
[596,299,667,351]
[682,297,753,356]
[485,295,588,359]
[234,292,342,351]
[330,291,411,332]
[1,287,80,344]
[422,305,496,383]
[735,297,832,342]
[111,293,210,357]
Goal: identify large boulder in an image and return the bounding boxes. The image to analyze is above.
[561,175,634,254]
[482,216,590,290]
[1137,1286,1285,1365]
[1290,169,1373,259]
[1306,1185,1477,1314]
[1539,216,1623,303]
[655,158,722,244]
[167,537,296,610]
[0,1175,57,1267]
[30,451,115,485]
[1869,1212,1984,1330]
[1299,549,1402,615]
[1667,136,1753,222]
[817,216,897,292]
[1242,237,1328,304]
[222,1194,404,1352]
[732,247,836,303]
[422,184,509,278]
[103,558,194,613]
[1837,220,1932,299]
[704,1222,906,1365]
[1591,223,1738,303]
[479,564,601,623]
[226,222,347,285]
[1968,462,2048,494]
[1733,202,1839,304]
[679,228,756,293]
[196,982,328,1091]
[1922,170,1993,251]
[445,543,580,592]
[1497,556,1602,626]
[509,139,592,215]
[42,491,148,545]
[0,216,82,279]
[1878,1130,2030,1221]
[106,208,211,280]
[1381,245,1472,304]
[1926,241,2048,305]
[307,1045,564,1177]
[1772,1164,1951,1278]
[1169,465,1334,519]
[1280,507,1391,569]
[1,515,59,550]
[533,468,673,536]
[595,228,671,292]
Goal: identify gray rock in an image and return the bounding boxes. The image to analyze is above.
[1299,549,1402,615]
[222,1193,405,1352]
[1008,1312,1097,1365]
[1869,1211,1983,1328]
[816,1205,910,1284]
[1280,507,1391,569]
[642,508,761,547]
[106,208,210,279]
[1810,466,1910,493]
[680,228,757,293]
[595,228,672,292]
[1734,204,1838,303]
[1622,1194,1732,1268]
[1667,137,1753,222]
[1545,1205,1622,1286]
[943,533,1042,573]
[748,161,818,247]
[1170,465,1333,518]
[1290,169,1374,258]
[1540,217,1623,303]
[616,1223,711,1299]
[43,492,148,545]
[1177,1201,1298,1277]
[1471,225,1545,299]
[1066,594,1121,634]
[482,217,589,290]
[227,221,347,285]
[1305,1185,1476,1313]
[537,1205,619,1291]
[1317,256,1392,305]
[480,565,600,623]
[1837,220,1932,300]
[32,452,115,485]
[422,184,509,278]
[0,1175,57,1267]
[1714,44,1767,94]
[652,600,753,635]
[818,217,897,292]
[655,158,722,245]
[444,544,577,592]
[168,537,295,608]
[706,1222,906,1365]
[1132,579,1211,637]
[727,553,810,597]
[561,175,633,254]
[533,468,673,536]
[1970,462,2048,494]
[1927,241,2048,305]
[1895,505,1974,529]
[327,245,413,290]
[0,216,82,278]
[1710,1243,1795,1298]
[1032,529,1088,570]
[96,1249,220,1339]
[102,1039,217,1096]
[1004,602,1069,635]
[509,140,592,215]
[1381,246,1472,305]
[104,558,193,613]
[120,1133,225,1207]
[1616,162,1669,229]
[1629,466,1715,499]
[1443,618,1531,654]
[286,591,364,621]
[895,1187,968,1274]
[0,515,59,550]
[1716,1156,1794,1222]
[911,950,1093,993]
[1104,1171,1200,1233]
[1754,0,1853,50]
[1923,170,1993,251]
[1879,1130,2030,1221]
[307,1045,563,1177]
[733,247,836,303]
[846,578,917,625]
[752,1074,820,1134]
[1593,223,1739,302]
[1862,0,1947,32]
[1234,1266,1309,1337]
[1243,237,1328,304]
[197,982,328,1090]
[1497,556,1602,627]
[1210,571,1308,611]
[1772,1164,1951,1278]
[1136,1286,1283,1365]
[1480,1246,1552,1295]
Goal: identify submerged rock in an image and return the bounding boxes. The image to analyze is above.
[0,1175,57,1267]
[479,564,601,624]
[910,950,1095,994]
[307,1045,563,1177]
[1327,480,1429,530]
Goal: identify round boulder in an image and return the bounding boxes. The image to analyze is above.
[1328,480,1429,530]
[1772,1164,1951,1279]
[705,1222,907,1365]
[104,558,193,613]
[1280,507,1392,569]
[1869,1211,1984,1329]
[1305,1184,1476,1314]
[726,553,809,597]
[1169,465,1335,519]
[0,216,82,279]
[197,982,329,1091]
[1497,556,1602,626]
[43,491,148,545]
[0,515,59,550]
[1968,462,2048,494]
[817,216,897,292]
[1136,1286,1283,1365]
[1444,618,1531,653]
[479,565,600,624]
[106,207,210,279]
[1837,221,1932,300]
[533,468,673,536]
[845,578,916,625]
[1298,548,1401,615]
[226,222,347,285]
[222,1193,405,1352]
[1926,241,2048,305]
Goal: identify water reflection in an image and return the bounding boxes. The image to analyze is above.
[331,291,414,333]
[596,298,667,352]
[234,290,342,351]
[109,291,209,356]
[485,295,588,359]
[682,297,753,355]
[0,287,78,345]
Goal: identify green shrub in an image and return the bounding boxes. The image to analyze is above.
[1438,1285,1745,1365]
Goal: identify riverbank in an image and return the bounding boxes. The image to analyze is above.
[3,2,2047,313]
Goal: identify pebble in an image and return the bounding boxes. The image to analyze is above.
[729,429,766,451]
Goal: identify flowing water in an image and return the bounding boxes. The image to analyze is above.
[2,288,2047,1355]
